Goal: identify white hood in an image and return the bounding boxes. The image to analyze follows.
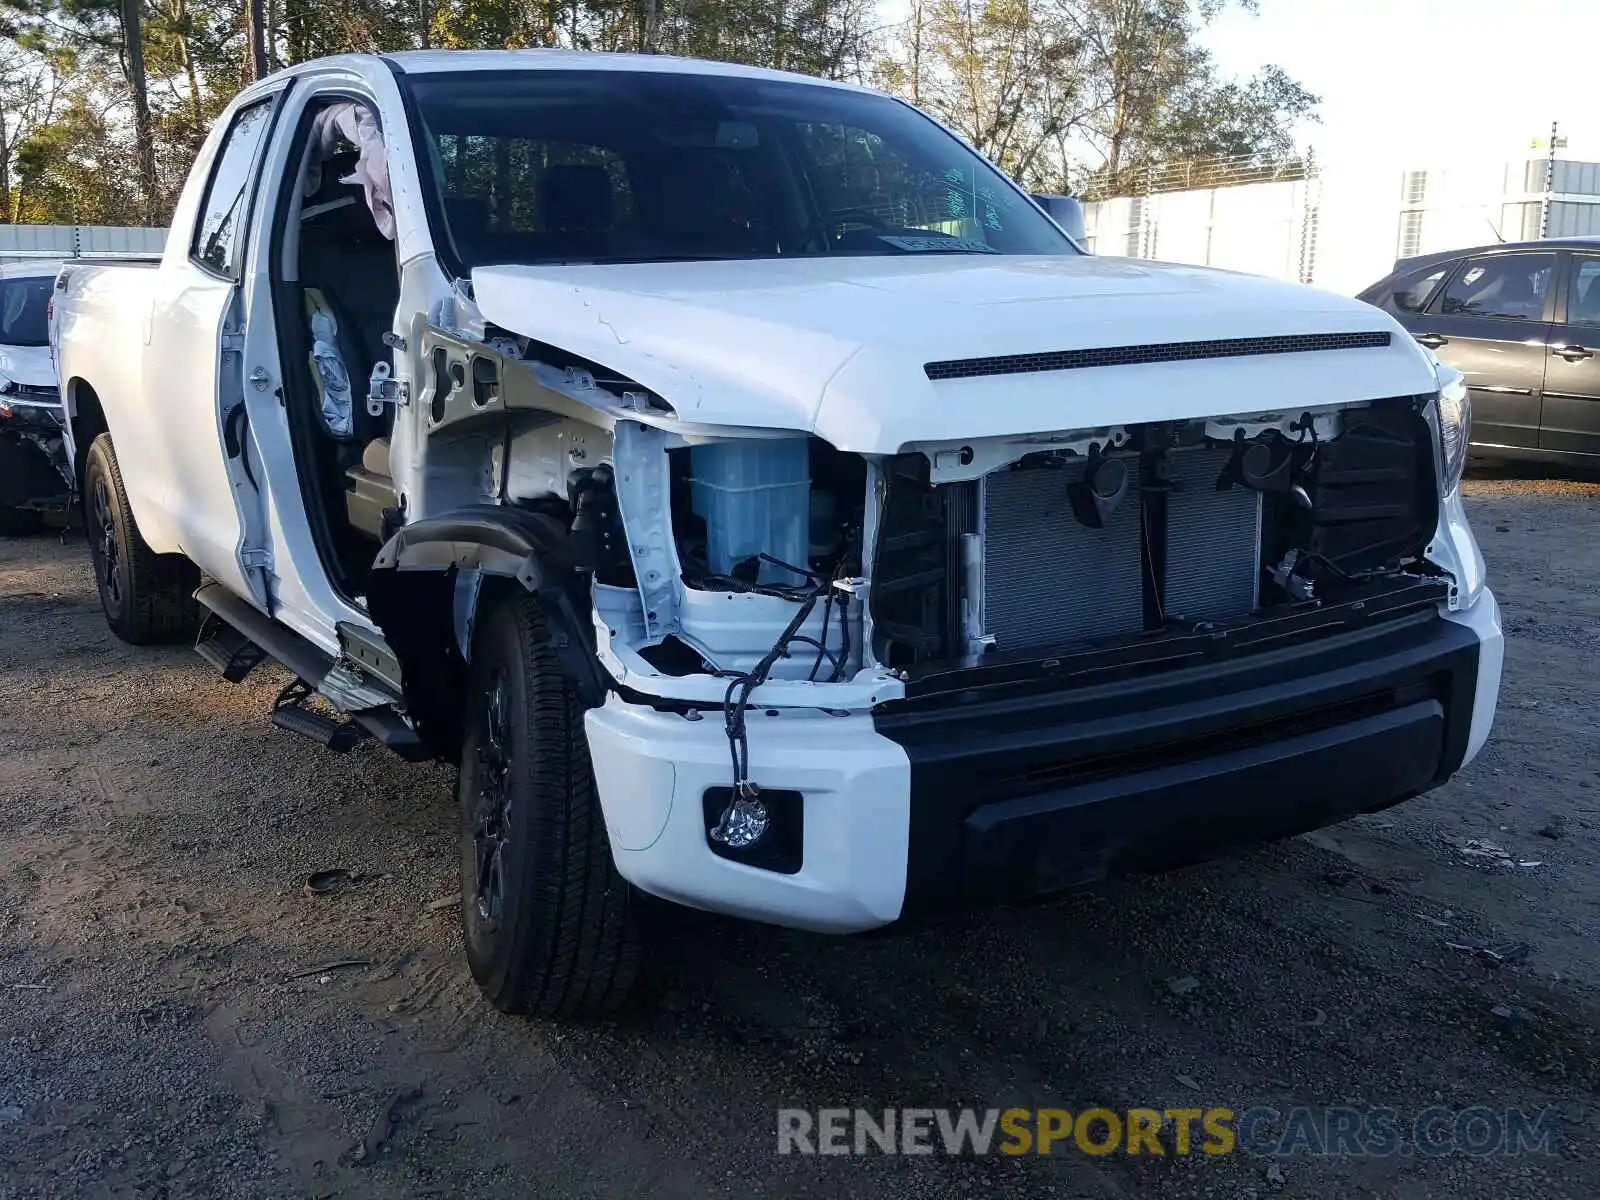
[0,343,55,389]
[471,255,1438,453]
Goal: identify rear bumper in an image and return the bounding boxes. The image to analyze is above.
[586,590,1502,932]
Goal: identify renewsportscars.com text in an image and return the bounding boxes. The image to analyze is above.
[777,1106,1563,1158]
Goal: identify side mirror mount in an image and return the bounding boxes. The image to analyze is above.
[1031,193,1087,246]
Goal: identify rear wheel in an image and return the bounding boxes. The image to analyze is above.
[83,433,199,644]
[458,590,642,1017]
[0,505,45,536]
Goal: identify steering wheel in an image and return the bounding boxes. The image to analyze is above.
[790,208,890,252]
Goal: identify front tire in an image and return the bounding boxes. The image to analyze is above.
[458,590,641,1017]
[83,433,199,644]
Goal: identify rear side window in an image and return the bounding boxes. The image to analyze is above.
[191,100,276,278]
[1567,256,1600,326]
[1390,262,1450,313]
[1437,253,1555,320]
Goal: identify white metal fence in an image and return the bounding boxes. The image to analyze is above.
[1082,155,1600,297]
[1084,178,1321,284]
[0,224,167,265]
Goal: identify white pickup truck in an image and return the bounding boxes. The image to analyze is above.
[53,50,1502,1019]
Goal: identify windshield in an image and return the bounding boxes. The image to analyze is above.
[406,69,1078,270]
[0,275,52,347]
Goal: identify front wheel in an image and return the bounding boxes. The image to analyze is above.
[458,590,641,1017]
[83,433,199,644]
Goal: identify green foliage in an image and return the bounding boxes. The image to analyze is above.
[0,0,1314,225]
[884,0,1317,194]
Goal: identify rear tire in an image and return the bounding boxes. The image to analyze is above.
[458,590,642,1017]
[0,505,45,537]
[83,433,199,644]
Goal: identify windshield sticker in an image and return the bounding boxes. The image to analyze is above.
[879,235,996,253]
[977,183,1004,231]
[943,167,971,222]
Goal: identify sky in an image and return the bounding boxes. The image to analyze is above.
[1200,0,1600,169]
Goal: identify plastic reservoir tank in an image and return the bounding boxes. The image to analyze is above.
[690,440,810,586]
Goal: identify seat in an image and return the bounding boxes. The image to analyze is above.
[299,150,398,424]
[362,436,390,478]
[1572,272,1600,325]
[344,435,393,541]
[1493,271,1539,319]
[633,151,772,258]
[296,148,401,543]
[536,163,615,259]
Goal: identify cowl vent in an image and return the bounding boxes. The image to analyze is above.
[924,331,1393,382]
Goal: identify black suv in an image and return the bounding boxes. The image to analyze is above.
[1360,237,1600,465]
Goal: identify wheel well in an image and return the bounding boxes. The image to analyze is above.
[68,380,107,493]
[367,567,476,761]
[370,568,606,763]
[369,568,607,765]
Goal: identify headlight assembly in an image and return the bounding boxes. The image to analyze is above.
[1434,368,1470,494]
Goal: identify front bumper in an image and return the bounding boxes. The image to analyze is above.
[585,590,1502,932]
[0,418,71,510]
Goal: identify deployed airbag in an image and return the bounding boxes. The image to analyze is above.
[307,101,395,240]
[305,289,353,438]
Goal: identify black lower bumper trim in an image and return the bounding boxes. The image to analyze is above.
[876,609,1480,918]
[0,430,70,509]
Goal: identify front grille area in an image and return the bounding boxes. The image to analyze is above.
[924,331,1392,381]
[1163,447,1261,622]
[981,447,1261,653]
[983,462,1145,650]
[870,399,1438,675]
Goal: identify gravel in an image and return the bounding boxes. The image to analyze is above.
[0,469,1596,1199]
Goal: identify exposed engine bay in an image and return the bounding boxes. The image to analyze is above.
[590,399,1443,684]
[869,400,1441,671]
[403,314,1456,845]
[414,322,1449,693]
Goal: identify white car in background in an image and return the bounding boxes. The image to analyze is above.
[0,260,70,534]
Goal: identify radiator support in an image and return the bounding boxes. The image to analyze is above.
[976,446,1262,655]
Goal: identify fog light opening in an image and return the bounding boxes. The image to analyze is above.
[710,789,770,848]
[703,787,805,874]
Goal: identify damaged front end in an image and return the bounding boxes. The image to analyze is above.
[600,394,1467,860]
[0,383,74,517]
[873,396,1455,687]
[593,390,1464,685]
[398,284,1478,870]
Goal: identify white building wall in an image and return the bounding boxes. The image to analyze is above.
[1084,156,1600,297]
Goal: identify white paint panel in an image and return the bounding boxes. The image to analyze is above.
[586,695,912,933]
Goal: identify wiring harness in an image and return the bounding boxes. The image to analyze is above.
[707,553,853,845]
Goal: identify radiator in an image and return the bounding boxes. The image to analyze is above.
[1162,447,1262,623]
[982,461,1146,652]
[979,448,1261,653]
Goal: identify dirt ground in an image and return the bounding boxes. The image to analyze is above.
[1,468,1597,1200]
